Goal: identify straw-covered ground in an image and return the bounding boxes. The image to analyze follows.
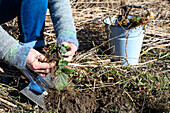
[0,0,169,112]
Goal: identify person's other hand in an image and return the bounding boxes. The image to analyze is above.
[61,42,77,62]
[26,49,56,77]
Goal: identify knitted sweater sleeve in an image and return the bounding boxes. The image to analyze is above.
[48,0,79,48]
[0,26,31,69]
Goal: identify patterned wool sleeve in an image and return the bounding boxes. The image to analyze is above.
[4,44,31,69]
[48,0,79,48]
[56,30,79,48]
[0,26,31,69]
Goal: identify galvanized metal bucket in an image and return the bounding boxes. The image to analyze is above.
[104,5,150,65]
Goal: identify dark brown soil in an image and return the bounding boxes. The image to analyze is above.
[45,86,136,113]
[44,85,169,113]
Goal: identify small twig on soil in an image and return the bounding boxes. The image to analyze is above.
[140,44,170,57]
[157,70,170,74]
[93,79,96,92]
[44,32,55,37]
[0,97,17,108]
[123,91,134,102]
[57,96,60,113]
[138,53,169,66]
[0,83,18,91]
[68,63,111,68]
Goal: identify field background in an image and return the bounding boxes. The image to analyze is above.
[0,0,169,112]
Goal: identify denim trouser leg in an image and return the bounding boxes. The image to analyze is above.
[0,0,48,48]
[18,0,48,48]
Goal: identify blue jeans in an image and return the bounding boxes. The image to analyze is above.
[0,0,48,48]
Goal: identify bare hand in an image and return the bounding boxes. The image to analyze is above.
[26,49,56,77]
[61,42,77,62]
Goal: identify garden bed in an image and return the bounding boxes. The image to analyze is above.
[0,0,169,112]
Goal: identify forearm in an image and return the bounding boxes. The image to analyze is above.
[48,0,79,48]
[0,26,31,69]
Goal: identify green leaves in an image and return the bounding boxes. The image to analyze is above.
[53,73,69,90]
[62,67,73,74]
[49,45,57,55]
[59,45,69,54]
[133,16,140,23]
[58,59,68,66]
[52,45,73,90]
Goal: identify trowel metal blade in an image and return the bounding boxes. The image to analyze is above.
[20,86,47,110]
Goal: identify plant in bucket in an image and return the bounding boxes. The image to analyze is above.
[104,5,154,65]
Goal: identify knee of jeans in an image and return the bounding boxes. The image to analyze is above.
[19,0,48,41]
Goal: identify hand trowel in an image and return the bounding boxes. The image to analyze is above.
[20,68,54,110]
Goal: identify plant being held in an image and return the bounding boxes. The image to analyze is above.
[51,45,73,90]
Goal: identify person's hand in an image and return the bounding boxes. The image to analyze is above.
[26,49,56,77]
[61,42,77,62]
